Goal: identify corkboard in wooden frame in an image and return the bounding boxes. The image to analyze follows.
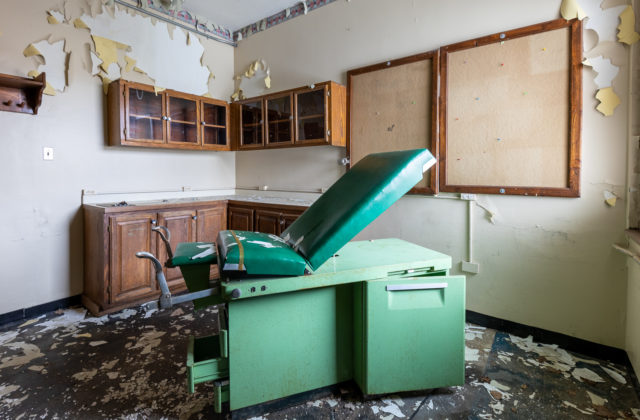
[439,19,582,197]
[347,51,439,194]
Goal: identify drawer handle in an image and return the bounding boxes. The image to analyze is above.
[386,282,448,292]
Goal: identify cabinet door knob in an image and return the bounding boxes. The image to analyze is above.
[151,219,157,225]
[162,116,167,121]
[201,121,205,125]
[167,117,172,122]
[192,215,198,220]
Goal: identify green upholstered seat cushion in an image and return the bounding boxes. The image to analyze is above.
[280,149,436,271]
[217,230,308,276]
[172,242,217,266]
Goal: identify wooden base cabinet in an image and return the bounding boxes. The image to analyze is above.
[157,209,197,292]
[109,212,158,305]
[83,202,227,316]
[228,201,306,235]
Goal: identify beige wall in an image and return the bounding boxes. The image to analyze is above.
[235,0,630,348]
[0,1,235,314]
[625,0,640,374]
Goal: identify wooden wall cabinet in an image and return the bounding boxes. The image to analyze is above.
[233,81,346,150]
[108,79,230,151]
[227,201,306,235]
[83,201,227,316]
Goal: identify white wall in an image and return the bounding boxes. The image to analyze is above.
[0,1,236,314]
[235,0,630,347]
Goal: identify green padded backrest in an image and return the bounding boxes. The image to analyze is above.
[280,149,436,271]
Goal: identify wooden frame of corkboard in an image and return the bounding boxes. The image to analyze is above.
[347,51,439,194]
[439,19,582,197]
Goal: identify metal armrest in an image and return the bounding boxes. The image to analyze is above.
[136,251,221,311]
[152,225,173,261]
[136,251,172,308]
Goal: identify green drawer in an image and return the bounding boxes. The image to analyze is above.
[355,275,465,395]
[187,333,229,394]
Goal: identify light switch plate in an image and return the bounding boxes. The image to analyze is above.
[43,147,54,160]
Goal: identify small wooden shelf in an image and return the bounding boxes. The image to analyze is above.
[0,72,45,115]
[298,114,323,120]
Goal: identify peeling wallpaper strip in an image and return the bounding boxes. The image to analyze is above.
[134,0,234,42]
[233,0,339,42]
[111,0,340,45]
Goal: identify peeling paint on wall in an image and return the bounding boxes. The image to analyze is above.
[78,5,211,95]
[23,38,69,95]
[232,59,271,100]
[618,5,640,45]
[562,0,632,117]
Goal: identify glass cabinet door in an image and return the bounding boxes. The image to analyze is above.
[240,100,264,147]
[167,94,198,145]
[265,94,293,146]
[126,85,164,141]
[201,101,228,148]
[295,87,327,143]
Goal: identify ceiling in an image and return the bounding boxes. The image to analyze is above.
[182,0,301,32]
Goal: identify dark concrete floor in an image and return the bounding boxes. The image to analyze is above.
[0,303,639,419]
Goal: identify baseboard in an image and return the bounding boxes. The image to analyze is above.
[466,310,640,399]
[0,294,82,328]
[466,310,628,363]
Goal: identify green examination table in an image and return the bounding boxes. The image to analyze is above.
[136,149,465,414]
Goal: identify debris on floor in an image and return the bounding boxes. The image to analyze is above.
[0,306,638,419]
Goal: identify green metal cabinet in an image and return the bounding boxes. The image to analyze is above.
[354,275,465,395]
[228,285,354,410]
[221,239,465,411]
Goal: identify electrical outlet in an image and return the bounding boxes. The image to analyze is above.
[43,147,54,160]
[461,261,480,274]
[460,193,476,200]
